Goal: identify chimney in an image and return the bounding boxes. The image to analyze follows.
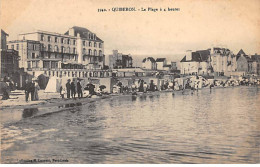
[210,47,214,54]
[186,50,192,61]
[68,28,75,36]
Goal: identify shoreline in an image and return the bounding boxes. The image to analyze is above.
[1,85,255,110]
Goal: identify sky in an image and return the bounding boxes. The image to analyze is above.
[1,0,260,64]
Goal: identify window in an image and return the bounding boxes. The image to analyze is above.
[61,38,64,44]
[55,37,58,43]
[94,50,97,56]
[83,41,85,46]
[48,36,51,42]
[43,44,46,51]
[33,44,36,51]
[48,44,52,51]
[99,50,102,56]
[89,49,92,55]
[94,42,97,47]
[61,46,64,53]
[83,48,86,54]
[73,48,76,54]
[32,61,36,68]
[6,45,8,49]
[16,44,19,50]
[11,45,14,49]
[54,45,59,52]
[99,43,102,48]
[67,39,70,44]
[73,40,76,45]
[32,53,35,59]
[55,54,57,59]
[89,42,92,47]
[41,34,44,41]
[27,61,31,68]
[67,47,70,53]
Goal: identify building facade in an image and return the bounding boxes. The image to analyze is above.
[8,26,105,78]
[209,47,236,76]
[109,50,133,69]
[142,57,157,70]
[156,58,167,70]
[1,30,20,79]
[180,50,210,75]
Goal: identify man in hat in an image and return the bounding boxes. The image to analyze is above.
[77,79,83,98]
[66,79,71,98]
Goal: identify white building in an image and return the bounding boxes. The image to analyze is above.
[180,50,211,75]
[142,57,157,70]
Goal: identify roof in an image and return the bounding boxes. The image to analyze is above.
[180,50,210,62]
[156,58,166,62]
[237,49,246,55]
[1,29,9,36]
[142,57,156,63]
[64,26,103,42]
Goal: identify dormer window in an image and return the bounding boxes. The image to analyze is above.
[54,37,58,43]
[41,34,44,41]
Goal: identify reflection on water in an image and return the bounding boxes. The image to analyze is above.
[1,87,260,163]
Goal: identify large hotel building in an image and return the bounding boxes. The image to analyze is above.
[7,26,105,78]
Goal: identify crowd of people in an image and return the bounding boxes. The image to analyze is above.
[60,79,90,99]
[1,75,260,101]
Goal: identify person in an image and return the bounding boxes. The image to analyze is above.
[30,81,35,101]
[34,81,40,100]
[139,80,144,92]
[25,80,32,102]
[143,82,148,93]
[66,79,71,98]
[150,80,155,91]
[71,81,76,98]
[60,86,65,98]
[77,80,83,98]
[1,80,10,100]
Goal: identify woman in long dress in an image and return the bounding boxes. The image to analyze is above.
[34,81,40,100]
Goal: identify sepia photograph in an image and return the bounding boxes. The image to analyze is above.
[0,0,259,164]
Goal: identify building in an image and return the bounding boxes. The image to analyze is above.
[236,50,260,75]
[171,62,177,70]
[180,50,210,75]
[109,50,133,69]
[1,30,20,79]
[142,57,157,70]
[156,58,167,70]
[7,40,41,69]
[251,54,260,75]
[209,47,236,76]
[8,26,106,78]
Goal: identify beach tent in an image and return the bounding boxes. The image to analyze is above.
[44,77,61,93]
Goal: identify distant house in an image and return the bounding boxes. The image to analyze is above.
[180,50,210,75]
[236,50,260,75]
[109,50,133,69]
[171,62,177,70]
[156,58,167,70]
[142,57,157,70]
[210,47,236,76]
